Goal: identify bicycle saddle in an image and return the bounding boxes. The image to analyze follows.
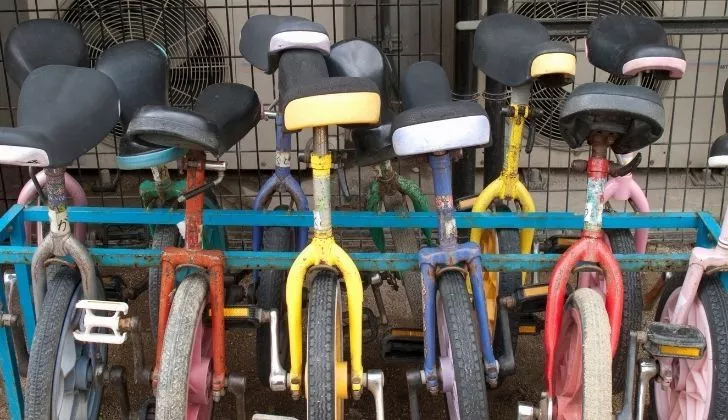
[0,65,120,167]
[708,79,728,168]
[239,14,329,74]
[473,13,576,88]
[327,39,397,166]
[126,83,261,156]
[3,19,89,87]
[392,61,490,157]
[96,40,185,169]
[560,83,664,154]
[587,15,685,79]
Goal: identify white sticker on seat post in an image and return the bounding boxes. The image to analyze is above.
[49,210,71,235]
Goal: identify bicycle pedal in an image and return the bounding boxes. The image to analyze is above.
[644,321,706,360]
[517,314,543,335]
[381,328,424,362]
[205,304,261,328]
[344,307,379,344]
[73,300,129,344]
[509,283,549,314]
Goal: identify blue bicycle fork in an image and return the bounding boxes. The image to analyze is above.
[251,114,309,284]
[419,152,498,391]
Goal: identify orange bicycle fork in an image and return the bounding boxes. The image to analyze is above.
[152,150,227,398]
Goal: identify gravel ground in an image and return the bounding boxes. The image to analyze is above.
[0,260,668,420]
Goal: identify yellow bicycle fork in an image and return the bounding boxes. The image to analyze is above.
[470,92,536,331]
[285,127,365,396]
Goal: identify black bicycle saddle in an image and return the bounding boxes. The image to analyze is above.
[473,13,575,87]
[391,61,490,156]
[96,40,176,160]
[3,19,89,87]
[327,39,397,166]
[587,15,685,79]
[560,83,664,154]
[239,14,329,74]
[126,83,262,156]
[0,65,120,168]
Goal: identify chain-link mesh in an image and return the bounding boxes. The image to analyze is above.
[0,0,726,249]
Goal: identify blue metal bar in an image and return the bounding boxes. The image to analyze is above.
[21,206,707,230]
[697,212,721,247]
[0,246,690,272]
[0,204,23,236]
[9,212,34,346]
[3,205,26,419]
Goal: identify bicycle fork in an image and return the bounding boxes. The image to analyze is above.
[407,153,499,416]
[268,126,385,419]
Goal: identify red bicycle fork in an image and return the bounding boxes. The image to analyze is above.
[544,141,625,395]
[152,151,227,396]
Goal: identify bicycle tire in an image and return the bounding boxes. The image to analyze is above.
[25,267,106,420]
[156,273,213,420]
[650,272,728,419]
[148,225,181,345]
[383,193,423,323]
[552,288,612,420]
[605,228,643,393]
[438,270,488,419]
[306,270,345,420]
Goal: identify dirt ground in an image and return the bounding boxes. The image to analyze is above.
[0,261,665,420]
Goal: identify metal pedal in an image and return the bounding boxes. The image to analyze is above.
[344,307,379,344]
[73,300,129,344]
[205,304,262,328]
[505,284,549,314]
[644,321,706,359]
[517,314,543,335]
[381,328,424,362]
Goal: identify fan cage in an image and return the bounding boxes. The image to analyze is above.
[60,0,227,136]
[514,0,663,146]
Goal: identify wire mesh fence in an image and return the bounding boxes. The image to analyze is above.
[0,0,726,250]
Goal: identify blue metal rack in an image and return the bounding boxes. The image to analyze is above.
[0,204,721,418]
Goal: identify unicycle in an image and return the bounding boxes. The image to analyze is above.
[240,14,385,419]
[393,61,493,420]
[0,66,120,419]
[125,82,262,419]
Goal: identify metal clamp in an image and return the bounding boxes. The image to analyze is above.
[73,300,129,345]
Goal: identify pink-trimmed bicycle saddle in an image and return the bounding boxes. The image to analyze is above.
[587,15,686,80]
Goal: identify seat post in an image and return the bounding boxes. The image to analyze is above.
[43,167,70,235]
[428,152,457,250]
[311,126,332,237]
[583,133,615,234]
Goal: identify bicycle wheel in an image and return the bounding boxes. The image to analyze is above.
[383,193,423,323]
[256,225,293,386]
[651,273,728,419]
[306,270,345,420]
[148,225,181,345]
[552,288,611,420]
[605,229,643,392]
[437,270,488,419]
[156,273,213,420]
[25,266,106,420]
